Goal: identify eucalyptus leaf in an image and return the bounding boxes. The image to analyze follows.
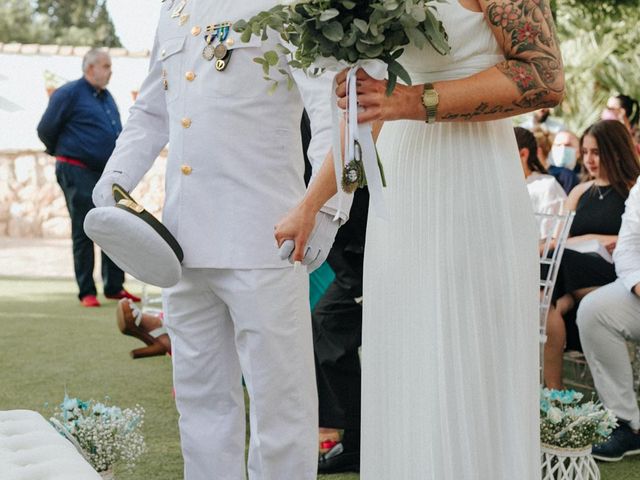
[322,21,344,42]
[319,8,340,21]
[387,58,412,85]
[264,50,280,66]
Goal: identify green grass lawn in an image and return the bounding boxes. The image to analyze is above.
[1,276,638,479]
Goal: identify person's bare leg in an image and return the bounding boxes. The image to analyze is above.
[572,286,598,302]
[544,305,566,389]
[543,294,575,389]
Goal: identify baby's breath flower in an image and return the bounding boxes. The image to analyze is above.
[50,396,146,472]
[540,388,617,449]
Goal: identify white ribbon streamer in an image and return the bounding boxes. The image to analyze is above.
[323,59,388,220]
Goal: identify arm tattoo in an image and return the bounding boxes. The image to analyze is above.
[486,0,563,108]
[441,102,516,121]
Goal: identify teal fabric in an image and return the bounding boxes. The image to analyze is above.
[309,262,335,309]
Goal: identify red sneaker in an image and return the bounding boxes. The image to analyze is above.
[105,289,141,303]
[80,295,101,307]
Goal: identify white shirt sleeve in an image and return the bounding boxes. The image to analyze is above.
[613,175,640,291]
[102,28,170,190]
[291,67,353,223]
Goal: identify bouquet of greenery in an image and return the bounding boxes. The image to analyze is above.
[540,388,617,450]
[234,0,449,95]
[49,395,146,473]
[235,1,450,215]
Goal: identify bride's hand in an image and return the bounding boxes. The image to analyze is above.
[335,68,423,123]
[274,204,317,263]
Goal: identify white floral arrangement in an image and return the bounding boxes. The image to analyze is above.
[49,395,146,473]
[540,388,617,450]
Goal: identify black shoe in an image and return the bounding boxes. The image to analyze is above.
[592,421,640,462]
[318,442,360,474]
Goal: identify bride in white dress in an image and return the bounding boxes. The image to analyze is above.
[275,0,564,478]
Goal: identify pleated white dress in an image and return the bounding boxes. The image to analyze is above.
[360,4,540,479]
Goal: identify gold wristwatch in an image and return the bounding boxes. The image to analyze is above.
[422,83,439,124]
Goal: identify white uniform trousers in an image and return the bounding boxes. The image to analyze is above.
[577,278,640,430]
[163,267,318,480]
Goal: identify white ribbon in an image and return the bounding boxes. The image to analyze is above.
[321,59,388,220]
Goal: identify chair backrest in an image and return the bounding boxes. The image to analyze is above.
[536,211,575,384]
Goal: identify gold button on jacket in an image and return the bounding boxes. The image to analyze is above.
[181,118,192,128]
[191,25,201,36]
[181,165,192,175]
[185,71,196,81]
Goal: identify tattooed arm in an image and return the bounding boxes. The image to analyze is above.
[336,0,564,123]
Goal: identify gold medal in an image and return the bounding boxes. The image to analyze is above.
[213,43,228,59]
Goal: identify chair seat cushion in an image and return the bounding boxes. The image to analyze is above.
[0,410,101,480]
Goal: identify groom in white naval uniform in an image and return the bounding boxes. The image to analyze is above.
[91,1,347,479]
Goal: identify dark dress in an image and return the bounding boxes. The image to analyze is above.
[554,184,626,349]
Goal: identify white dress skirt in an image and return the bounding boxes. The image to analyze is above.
[360,4,540,479]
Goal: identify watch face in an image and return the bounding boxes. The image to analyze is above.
[423,90,439,107]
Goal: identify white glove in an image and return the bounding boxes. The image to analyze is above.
[92,170,133,207]
[278,210,340,273]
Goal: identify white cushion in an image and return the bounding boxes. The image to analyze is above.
[84,206,182,288]
[0,410,101,480]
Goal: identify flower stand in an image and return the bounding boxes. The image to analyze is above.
[541,444,600,480]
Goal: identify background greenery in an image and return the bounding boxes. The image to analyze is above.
[555,0,640,132]
[0,0,121,47]
[1,277,639,478]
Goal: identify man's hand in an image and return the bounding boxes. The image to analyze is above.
[277,210,340,273]
[92,170,132,207]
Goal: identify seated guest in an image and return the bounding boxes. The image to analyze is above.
[548,130,581,194]
[602,93,639,137]
[515,127,567,239]
[532,126,554,167]
[577,176,640,462]
[544,120,640,389]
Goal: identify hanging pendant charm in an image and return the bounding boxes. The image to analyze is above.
[342,158,365,193]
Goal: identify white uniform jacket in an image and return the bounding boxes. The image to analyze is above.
[104,0,345,269]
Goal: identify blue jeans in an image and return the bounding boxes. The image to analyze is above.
[55,161,124,299]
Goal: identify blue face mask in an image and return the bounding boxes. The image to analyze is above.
[550,145,577,170]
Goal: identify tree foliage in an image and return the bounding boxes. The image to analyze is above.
[0,0,121,47]
[554,0,640,132]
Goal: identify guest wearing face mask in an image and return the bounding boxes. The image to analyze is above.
[548,130,581,194]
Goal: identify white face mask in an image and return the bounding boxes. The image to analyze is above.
[550,145,577,170]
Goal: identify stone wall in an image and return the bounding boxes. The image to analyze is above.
[0,151,166,238]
